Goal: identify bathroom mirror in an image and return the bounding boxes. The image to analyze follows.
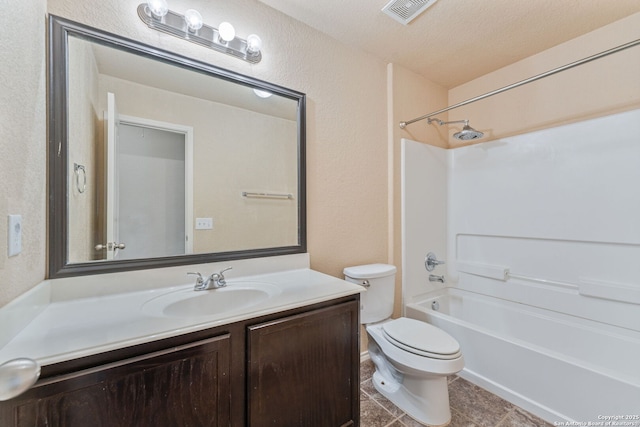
[48,16,306,278]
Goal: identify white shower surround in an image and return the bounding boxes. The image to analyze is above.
[401,109,640,422]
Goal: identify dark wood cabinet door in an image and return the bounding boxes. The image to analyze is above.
[1,333,231,427]
[247,300,359,427]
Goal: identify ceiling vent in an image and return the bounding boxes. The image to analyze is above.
[381,0,439,25]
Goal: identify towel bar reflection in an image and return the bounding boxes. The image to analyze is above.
[74,163,86,194]
[242,192,293,200]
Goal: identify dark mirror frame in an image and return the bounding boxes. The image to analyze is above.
[48,15,306,279]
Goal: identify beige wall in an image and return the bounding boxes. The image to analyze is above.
[68,37,101,262]
[448,12,640,146]
[0,0,47,306]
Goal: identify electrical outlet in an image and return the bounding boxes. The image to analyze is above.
[8,215,22,257]
[195,217,213,230]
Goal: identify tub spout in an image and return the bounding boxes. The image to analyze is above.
[429,274,445,283]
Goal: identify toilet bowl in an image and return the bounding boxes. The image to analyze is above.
[344,264,464,426]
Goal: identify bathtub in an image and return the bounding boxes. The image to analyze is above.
[405,288,640,423]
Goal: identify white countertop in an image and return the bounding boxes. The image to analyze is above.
[0,263,363,367]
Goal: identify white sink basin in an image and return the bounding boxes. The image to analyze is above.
[142,281,281,318]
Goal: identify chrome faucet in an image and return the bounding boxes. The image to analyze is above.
[188,267,233,291]
[429,274,445,283]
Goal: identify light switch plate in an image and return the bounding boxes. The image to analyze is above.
[8,215,22,257]
[195,217,213,230]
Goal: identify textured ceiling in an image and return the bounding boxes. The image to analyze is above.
[257,0,640,88]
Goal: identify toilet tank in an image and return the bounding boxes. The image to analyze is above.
[343,264,397,324]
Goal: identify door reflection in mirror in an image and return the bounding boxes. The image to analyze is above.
[114,122,189,260]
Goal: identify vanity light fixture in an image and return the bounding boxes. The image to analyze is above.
[137,2,263,64]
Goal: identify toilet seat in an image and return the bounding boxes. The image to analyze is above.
[382,318,461,360]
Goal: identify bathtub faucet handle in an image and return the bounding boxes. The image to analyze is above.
[425,252,446,271]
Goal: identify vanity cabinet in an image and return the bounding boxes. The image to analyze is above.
[0,295,359,427]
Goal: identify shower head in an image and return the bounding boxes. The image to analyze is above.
[427,118,484,141]
[453,122,484,141]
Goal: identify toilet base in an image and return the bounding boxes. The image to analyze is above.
[365,320,463,426]
[371,370,452,426]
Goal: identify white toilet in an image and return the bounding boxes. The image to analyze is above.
[344,264,464,426]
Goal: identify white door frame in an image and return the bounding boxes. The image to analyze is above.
[105,92,120,260]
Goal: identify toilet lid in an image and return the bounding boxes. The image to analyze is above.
[382,318,461,360]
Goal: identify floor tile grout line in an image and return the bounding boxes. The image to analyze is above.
[361,385,407,422]
[384,415,405,427]
[495,408,513,426]
[373,396,403,420]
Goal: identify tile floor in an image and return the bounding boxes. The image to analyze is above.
[360,359,553,427]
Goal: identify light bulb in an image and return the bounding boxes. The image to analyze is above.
[218,22,235,42]
[146,0,168,17]
[246,34,262,55]
[184,9,203,31]
[253,89,272,98]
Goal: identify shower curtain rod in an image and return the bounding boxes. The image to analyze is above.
[399,38,640,129]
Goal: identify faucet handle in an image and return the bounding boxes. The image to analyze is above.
[216,267,232,286]
[187,272,204,286]
[425,252,445,271]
